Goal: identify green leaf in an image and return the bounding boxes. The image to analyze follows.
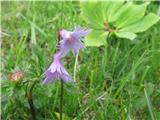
[80,2,105,29]
[80,1,124,30]
[120,13,160,33]
[85,30,108,46]
[110,3,131,23]
[115,31,137,40]
[55,112,71,120]
[102,1,124,22]
[114,3,147,28]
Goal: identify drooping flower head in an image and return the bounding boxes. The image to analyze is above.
[59,26,91,56]
[43,26,91,84]
[43,53,72,84]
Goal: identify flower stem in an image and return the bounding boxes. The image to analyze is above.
[60,79,64,120]
[74,52,79,82]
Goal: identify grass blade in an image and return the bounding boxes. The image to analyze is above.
[144,84,156,120]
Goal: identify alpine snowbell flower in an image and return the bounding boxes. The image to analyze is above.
[43,53,72,84]
[59,26,91,56]
[43,26,91,120]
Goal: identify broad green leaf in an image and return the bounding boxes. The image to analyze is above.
[81,1,124,29]
[80,2,105,29]
[101,1,112,21]
[120,13,160,33]
[103,1,124,22]
[114,3,147,28]
[85,30,108,46]
[115,31,137,40]
[110,3,132,23]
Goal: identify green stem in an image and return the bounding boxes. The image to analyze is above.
[74,52,79,82]
[60,79,64,120]
[102,32,110,74]
[107,32,111,42]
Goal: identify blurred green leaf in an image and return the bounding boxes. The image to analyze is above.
[115,31,137,40]
[121,13,160,33]
[85,30,108,46]
[103,1,124,22]
[55,112,71,120]
[114,3,147,28]
[81,1,159,45]
[80,2,105,29]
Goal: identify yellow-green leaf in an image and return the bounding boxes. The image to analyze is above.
[80,2,105,29]
[55,112,71,120]
[120,13,160,33]
[85,30,108,46]
[114,3,147,28]
[115,32,137,40]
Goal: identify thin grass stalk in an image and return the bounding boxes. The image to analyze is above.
[144,83,156,120]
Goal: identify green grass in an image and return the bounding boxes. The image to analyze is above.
[1,1,160,120]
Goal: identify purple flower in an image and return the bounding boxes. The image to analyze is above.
[59,26,91,56]
[43,53,72,84]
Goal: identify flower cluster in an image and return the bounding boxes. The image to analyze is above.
[43,26,91,84]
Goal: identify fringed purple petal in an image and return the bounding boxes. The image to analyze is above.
[71,40,85,55]
[59,39,70,57]
[59,26,91,56]
[61,74,72,82]
[43,54,72,84]
[43,71,58,84]
[72,26,92,39]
